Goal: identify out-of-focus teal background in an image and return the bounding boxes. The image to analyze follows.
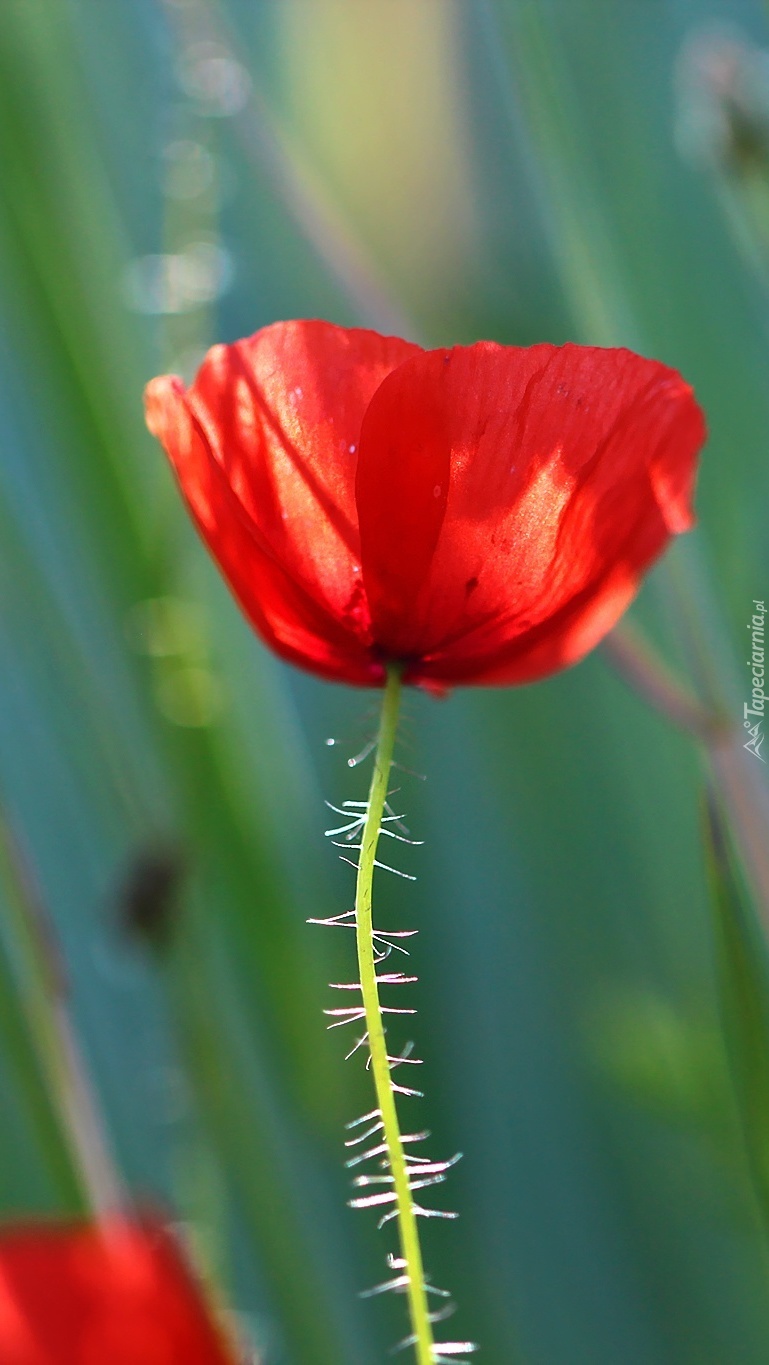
[2,2,769,1361]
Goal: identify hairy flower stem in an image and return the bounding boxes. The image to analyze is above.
[355,664,434,1365]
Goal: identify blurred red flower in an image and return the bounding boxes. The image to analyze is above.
[0,1217,235,1365]
[145,321,705,689]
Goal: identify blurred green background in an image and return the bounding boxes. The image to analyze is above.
[1,1,769,1361]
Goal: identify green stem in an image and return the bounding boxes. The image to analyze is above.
[355,664,434,1365]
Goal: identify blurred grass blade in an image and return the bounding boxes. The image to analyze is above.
[707,790,769,1227]
[0,814,125,1218]
[710,734,769,929]
[482,0,639,348]
[0,939,84,1215]
[0,820,87,1215]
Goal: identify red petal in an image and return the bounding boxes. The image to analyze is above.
[412,559,640,687]
[355,349,452,642]
[0,1216,234,1365]
[355,342,705,683]
[145,320,420,684]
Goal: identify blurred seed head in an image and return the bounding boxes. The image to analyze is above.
[676,23,769,175]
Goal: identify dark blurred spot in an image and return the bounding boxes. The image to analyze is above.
[465,576,479,595]
[116,844,186,953]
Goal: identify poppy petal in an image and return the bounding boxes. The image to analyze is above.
[145,373,378,684]
[147,322,705,690]
[0,1217,235,1365]
[410,558,639,687]
[356,341,704,681]
[355,348,452,645]
[185,319,420,631]
[146,320,420,683]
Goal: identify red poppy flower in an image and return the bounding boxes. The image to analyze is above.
[144,320,705,689]
[0,1216,235,1365]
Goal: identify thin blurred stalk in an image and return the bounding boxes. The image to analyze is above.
[601,622,729,743]
[161,0,414,339]
[0,816,123,1217]
[235,77,415,339]
[489,0,769,912]
[604,621,769,923]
